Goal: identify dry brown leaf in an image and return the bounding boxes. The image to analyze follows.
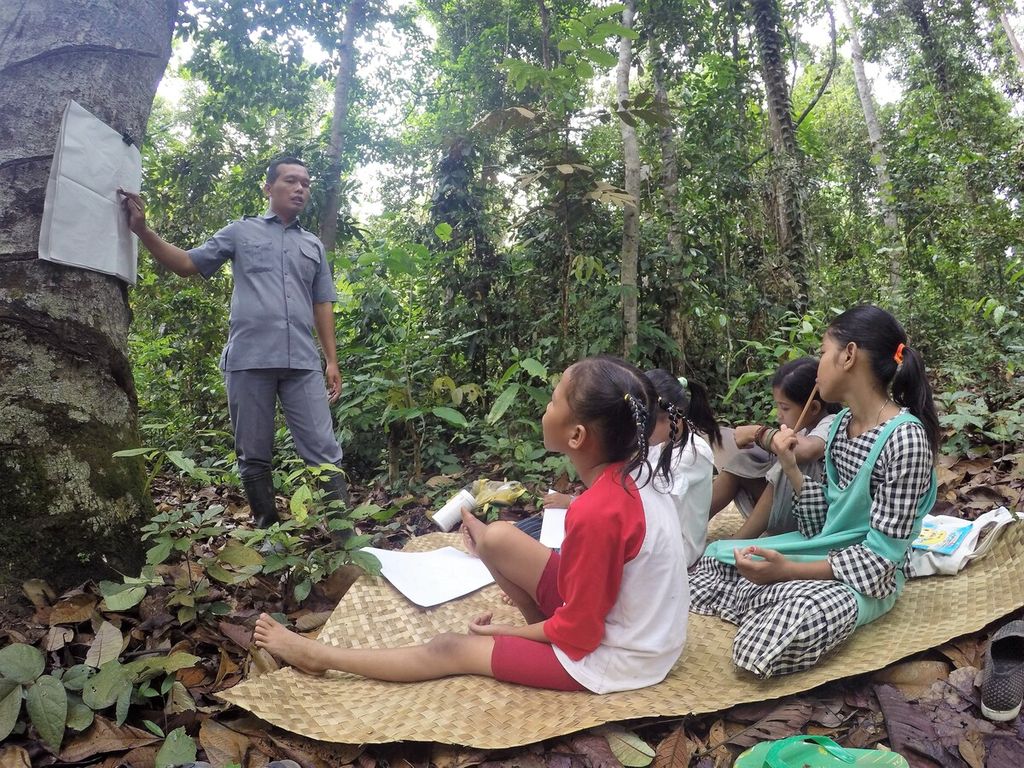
[937,636,985,670]
[0,746,31,768]
[45,625,74,652]
[49,593,98,625]
[357,751,377,768]
[213,647,240,688]
[21,579,56,608]
[295,610,333,633]
[247,647,279,677]
[59,715,160,762]
[268,730,364,767]
[219,620,253,650]
[958,731,985,768]
[707,720,734,768]
[176,665,208,688]
[432,744,489,768]
[653,726,695,768]
[200,718,251,768]
[725,701,814,748]
[873,660,952,700]
[86,620,125,667]
[566,732,621,768]
[247,752,271,768]
[120,744,158,768]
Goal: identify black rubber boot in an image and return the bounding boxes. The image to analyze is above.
[319,472,350,509]
[242,472,279,528]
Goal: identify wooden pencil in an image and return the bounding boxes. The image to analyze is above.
[793,383,820,434]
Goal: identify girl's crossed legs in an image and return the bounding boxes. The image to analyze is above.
[254,510,583,689]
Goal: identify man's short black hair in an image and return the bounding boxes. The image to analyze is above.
[266,156,307,184]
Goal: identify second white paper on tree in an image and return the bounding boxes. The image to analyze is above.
[39,100,141,284]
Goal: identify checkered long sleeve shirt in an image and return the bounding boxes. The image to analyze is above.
[791,410,934,599]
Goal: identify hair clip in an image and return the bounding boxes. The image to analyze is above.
[893,343,905,365]
[677,376,688,388]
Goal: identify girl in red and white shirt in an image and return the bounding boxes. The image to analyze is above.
[253,355,690,693]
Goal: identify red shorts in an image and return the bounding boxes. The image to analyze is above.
[490,552,586,692]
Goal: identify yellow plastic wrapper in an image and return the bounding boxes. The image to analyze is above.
[469,479,527,510]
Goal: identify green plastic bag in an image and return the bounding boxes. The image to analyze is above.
[735,735,909,768]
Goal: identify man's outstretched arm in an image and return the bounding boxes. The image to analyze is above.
[118,188,198,277]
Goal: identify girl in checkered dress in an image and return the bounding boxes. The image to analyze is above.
[691,305,939,677]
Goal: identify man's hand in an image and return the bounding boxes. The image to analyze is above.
[117,188,149,236]
[325,362,342,403]
[734,545,792,584]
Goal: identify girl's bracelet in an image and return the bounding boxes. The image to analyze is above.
[753,425,770,450]
[760,427,780,453]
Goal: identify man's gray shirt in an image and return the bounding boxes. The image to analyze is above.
[187,213,337,372]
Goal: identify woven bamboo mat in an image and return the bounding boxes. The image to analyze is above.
[219,515,1024,749]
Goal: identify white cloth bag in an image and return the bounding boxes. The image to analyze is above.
[908,507,1022,577]
[38,100,141,284]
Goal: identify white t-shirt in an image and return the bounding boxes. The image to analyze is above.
[636,436,715,567]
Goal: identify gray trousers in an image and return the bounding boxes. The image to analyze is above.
[224,368,343,480]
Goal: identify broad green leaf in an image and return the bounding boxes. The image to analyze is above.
[111,447,154,458]
[85,622,123,668]
[557,38,581,52]
[123,653,201,684]
[519,357,547,379]
[486,384,520,425]
[144,719,165,737]
[584,48,618,67]
[60,665,93,692]
[156,726,197,768]
[431,406,468,427]
[290,484,313,520]
[26,674,67,752]
[146,539,173,566]
[598,725,655,767]
[433,222,453,242]
[65,696,94,732]
[293,578,312,603]
[217,543,265,568]
[115,682,131,725]
[0,644,44,684]
[82,661,131,710]
[98,581,148,612]
[0,680,23,742]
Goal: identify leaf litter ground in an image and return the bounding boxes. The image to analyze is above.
[1,453,1022,768]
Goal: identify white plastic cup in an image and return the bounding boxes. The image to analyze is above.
[430,489,476,531]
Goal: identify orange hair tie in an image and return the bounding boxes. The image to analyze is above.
[893,343,905,365]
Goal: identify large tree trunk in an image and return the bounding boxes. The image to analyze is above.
[650,43,688,367]
[319,0,364,253]
[617,0,641,358]
[750,0,807,306]
[999,10,1024,74]
[836,0,901,288]
[0,0,177,598]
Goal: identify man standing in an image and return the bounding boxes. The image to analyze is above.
[119,156,348,527]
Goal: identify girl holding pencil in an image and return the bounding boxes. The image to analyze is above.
[691,305,938,678]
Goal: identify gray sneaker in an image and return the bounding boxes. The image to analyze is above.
[980,619,1024,721]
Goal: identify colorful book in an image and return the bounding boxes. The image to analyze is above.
[912,519,973,555]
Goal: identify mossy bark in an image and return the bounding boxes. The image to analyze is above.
[0,0,178,598]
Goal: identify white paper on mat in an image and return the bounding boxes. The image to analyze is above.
[39,100,141,284]
[540,508,567,549]
[360,546,495,608]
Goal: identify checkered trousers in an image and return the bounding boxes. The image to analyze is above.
[690,556,858,677]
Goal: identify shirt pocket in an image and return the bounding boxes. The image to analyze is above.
[297,241,321,283]
[241,238,276,273]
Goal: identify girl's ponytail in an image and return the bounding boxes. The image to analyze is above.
[654,398,689,484]
[891,345,940,454]
[684,380,721,447]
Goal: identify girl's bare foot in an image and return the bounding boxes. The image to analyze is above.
[253,613,330,676]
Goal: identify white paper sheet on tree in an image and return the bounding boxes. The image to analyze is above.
[360,547,495,608]
[38,100,141,284]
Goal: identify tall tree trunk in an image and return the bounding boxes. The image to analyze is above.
[999,10,1024,74]
[836,0,901,288]
[650,43,687,366]
[617,0,641,358]
[319,0,364,253]
[749,0,807,305]
[0,0,177,598]
[537,0,553,70]
[901,0,951,94]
